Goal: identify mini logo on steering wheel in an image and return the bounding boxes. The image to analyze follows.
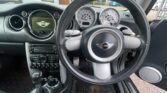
[96,42,114,50]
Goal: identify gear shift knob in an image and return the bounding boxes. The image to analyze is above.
[32,71,42,85]
[47,76,58,86]
[31,71,50,93]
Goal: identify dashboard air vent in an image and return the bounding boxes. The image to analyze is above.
[9,15,25,31]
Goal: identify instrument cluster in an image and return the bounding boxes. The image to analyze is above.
[75,6,120,28]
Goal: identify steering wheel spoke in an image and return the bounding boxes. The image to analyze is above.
[65,35,82,51]
[93,63,112,80]
[65,30,82,51]
[124,35,142,49]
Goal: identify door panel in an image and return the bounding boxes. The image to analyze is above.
[137,20,167,90]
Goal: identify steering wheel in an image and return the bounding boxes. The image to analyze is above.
[56,0,150,85]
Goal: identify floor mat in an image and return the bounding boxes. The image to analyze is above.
[0,57,33,93]
[71,80,116,93]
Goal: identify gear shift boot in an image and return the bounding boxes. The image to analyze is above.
[36,87,49,93]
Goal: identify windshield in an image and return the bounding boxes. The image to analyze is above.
[147,0,167,20]
[0,0,142,9]
[0,0,22,3]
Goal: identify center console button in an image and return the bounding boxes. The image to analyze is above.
[45,63,49,68]
[37,63,41,68]
[54,63,58,68]
[40,58,47,63]
[41,63,45,68]
[31,63,36,68]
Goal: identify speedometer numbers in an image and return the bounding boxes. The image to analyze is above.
[75,7,97,28]
[99,8,120,26]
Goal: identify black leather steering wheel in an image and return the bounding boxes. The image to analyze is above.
[56,0,150,85]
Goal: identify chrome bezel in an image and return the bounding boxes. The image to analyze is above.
[139,66,162,83]
[8,15,25,31]
[28,9,56,39]
[75,6,97,28]
[99,8,120,26]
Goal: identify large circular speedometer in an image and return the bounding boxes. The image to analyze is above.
[99,8,120,26]
[76,6,97,28]
[28,9,55,39]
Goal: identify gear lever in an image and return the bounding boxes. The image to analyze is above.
[44,76,62,93]
[31,71,49,93]
[47,76,59,86]
[31,70,42,86]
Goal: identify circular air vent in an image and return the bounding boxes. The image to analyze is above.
[9,15,25,31]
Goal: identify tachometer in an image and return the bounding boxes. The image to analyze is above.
[76,6,97,28]
[99,8,120,26]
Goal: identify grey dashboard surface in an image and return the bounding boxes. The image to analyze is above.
[0,2,64,43]
[0,2,135,55]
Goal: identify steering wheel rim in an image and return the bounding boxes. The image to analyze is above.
[56,0,150,85]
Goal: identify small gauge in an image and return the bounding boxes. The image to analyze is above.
[53,11,60,19]
[99,8,120,26]
[21,11,28,17]
[75,6,97,28]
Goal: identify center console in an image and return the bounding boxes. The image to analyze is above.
[25,43,62,93]
[29,44,59,71]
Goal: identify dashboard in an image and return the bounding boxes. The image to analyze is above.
[3,4,63,43]
[9,9,57,39]
[0,2,136,55]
